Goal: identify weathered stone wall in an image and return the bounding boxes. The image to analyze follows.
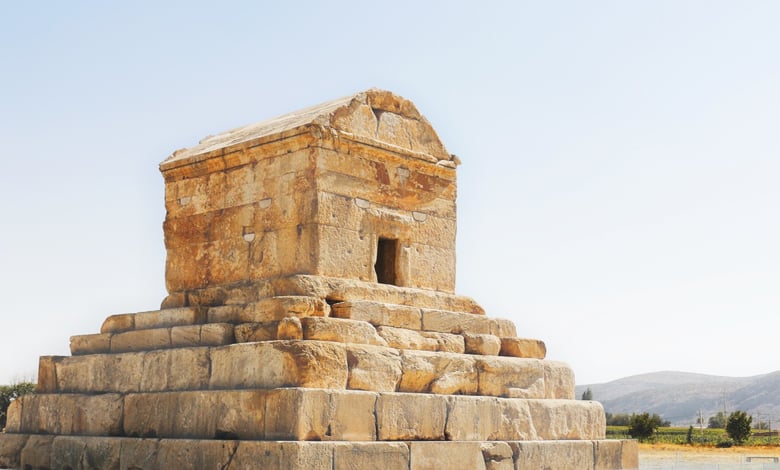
[162,115,457,296]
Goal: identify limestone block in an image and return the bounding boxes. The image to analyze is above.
[409,442,486,470]
[210,340,348,390]
[445,396,500,441]
[141,347,211,392]
[152,439,211,470]
[160,291,186,309]
[53,436,121,470]
[463,333,501,355]
[273,223,318,277]
[499,337,546,359]
[445,396,503,441]
[124,391,265,440]
[594,439,621,470]
[399,350,478,395]
[19,394,123,436]
[171,323,235,347]
[101,313,135,334]
[544,361,576,399]
[5,398,22,432]
[56,353,141,393]
[208,296,329,323]
[234,322,278,342]
[510,440,595,470]
[481,442,514,470]
[37,355,60,393]
[121,438,239,470]
[232,441,332,470]
[593,439,639,470]
[376,393,446,440]
[331,300,422,329]
[20,435,54,470]
[377,326,438,351]
[620,439,639,469]
[117,437,160,469]
[420,330,466,353]
[205,237,252,286]
[333,442,410,470]
[56,353,138,393]
[421,309,496,335]
[56,347,210,394]
[170,324,205,345]
[70,333,112,355]
[346,344,402,391]
[111,327,171,352]
[264,388,376,441]
[314,191,368,231]
[527,399,606,440]
[493,318,517,338]
[302,317,387,346]
[475,357,545,398]
[444,396,536,441]
[101,307,206,334]
[315,224,375,282]
[405,243,455,292]
[0,433,28,469]
[277,316,303,340]
[137,306,206,330]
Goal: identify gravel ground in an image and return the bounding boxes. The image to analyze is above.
[640,444,780,469]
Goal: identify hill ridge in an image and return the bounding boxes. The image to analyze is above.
[576,370,780,426]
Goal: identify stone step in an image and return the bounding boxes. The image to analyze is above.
[165,274,486,315]
[70,323,235,355]
[8,388,605,442]
[38,341,574,398]
[331,300,517,337]
[87,311,542,359]
[233,316,544,358]
[1,434,638,470]
[101,307,206,334]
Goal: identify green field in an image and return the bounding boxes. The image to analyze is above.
[607,426,780,446]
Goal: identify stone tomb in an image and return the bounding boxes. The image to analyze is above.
[0,90,637,469]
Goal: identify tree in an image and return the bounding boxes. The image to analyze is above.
[725,411,752,445]
[0,382,35,429]
[606,413,631,426]
[628,412,662,441]
[708,411,727,429]
[581,388,593,400]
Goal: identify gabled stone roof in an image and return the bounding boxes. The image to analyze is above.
[162,89,454,169]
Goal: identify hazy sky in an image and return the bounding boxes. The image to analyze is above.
[1,1,778,386]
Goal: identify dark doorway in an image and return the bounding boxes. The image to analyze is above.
[375,238,398,285]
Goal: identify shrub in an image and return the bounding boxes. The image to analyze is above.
[628,412,662,441]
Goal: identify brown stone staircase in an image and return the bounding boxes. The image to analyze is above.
[0,276,637,469]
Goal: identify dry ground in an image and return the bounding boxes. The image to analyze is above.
[640,443,780,466]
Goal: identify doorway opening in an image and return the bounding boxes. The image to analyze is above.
[375,238,398,285]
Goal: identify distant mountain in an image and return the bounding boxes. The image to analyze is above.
[576,370,780,426]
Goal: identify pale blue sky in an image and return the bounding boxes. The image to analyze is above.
[1,1,778,385]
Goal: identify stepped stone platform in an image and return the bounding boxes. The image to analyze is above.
[0,90,637,469]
